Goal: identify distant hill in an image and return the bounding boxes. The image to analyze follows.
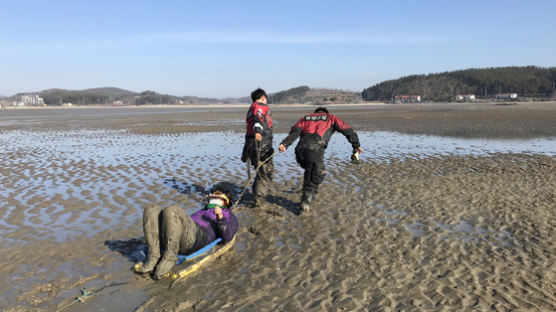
[269,86,361,104]
[36,88,237,106]
[39,87,136,105]
[29,86,361,106]
[362,66,556,102]
[10,66,556,106]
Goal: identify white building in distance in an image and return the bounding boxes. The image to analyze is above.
[456,94,476,101]
[20,94,45,106]
[496,93,518,99]
[394,95,421,103]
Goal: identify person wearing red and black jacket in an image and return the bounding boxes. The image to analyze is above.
[241,88,274,207]
[279,107,362,214]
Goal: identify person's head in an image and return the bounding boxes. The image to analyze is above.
[251,88,267,104]
[314,107,329,114]
[207,183,235,208]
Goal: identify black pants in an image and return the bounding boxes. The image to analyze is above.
[295,148,325,193]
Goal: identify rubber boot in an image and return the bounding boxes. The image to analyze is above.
[252,177,265,208]
[136,235,160,274]
[154,254,176,280]
[299,190,314,215]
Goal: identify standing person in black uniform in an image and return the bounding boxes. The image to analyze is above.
[241,88,274,207]
[278,107,362,214]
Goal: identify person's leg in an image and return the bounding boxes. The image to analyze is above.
[300,149,325,213]
[154,205,196,279]
[257,154,274,197]
[250,152,263,206]
[137,204,164,273]
[300,163,316,213]
[310,151,326,194]
[297,149,314,212]
[177,209,200,254]
[251,150,274,206]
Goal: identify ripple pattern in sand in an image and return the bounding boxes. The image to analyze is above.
[142,154,555,311]
[1,129,555,311]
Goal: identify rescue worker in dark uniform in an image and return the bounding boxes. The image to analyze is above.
[241,88,274,207]
[279,107,362,214]
[136,183,238,279]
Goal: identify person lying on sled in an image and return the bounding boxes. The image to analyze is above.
[135,183,239,279]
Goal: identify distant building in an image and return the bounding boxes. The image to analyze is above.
[496,93,518,99]
[394,95,421,103]
[456,94,475,101]
[20,94,45,106]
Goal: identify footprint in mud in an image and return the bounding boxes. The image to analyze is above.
[265,209,283,217]
[248,226,262,236]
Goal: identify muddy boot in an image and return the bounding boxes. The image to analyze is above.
[251,196,262,208]
[136,244,160,274]
[154,254,176,280]
[299,190,314,215]
[154,242,178,279]
[252,177,266,208]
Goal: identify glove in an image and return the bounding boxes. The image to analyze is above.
[351,151,360,164]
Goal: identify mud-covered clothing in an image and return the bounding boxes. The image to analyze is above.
[280,112,360,193]
[242,101,274,161]
[191,205,238,244]
[143,204,238,263]
[242,101,274,202]
[280,112,360,152]
[248,149,274,202]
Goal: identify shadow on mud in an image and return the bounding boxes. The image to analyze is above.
[267,194,299,215]
[105,238,146,263]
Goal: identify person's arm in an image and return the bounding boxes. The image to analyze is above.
[332,115,360,151]
[279,119,304,151]
[252,105,267,141]
[214,208,238,242]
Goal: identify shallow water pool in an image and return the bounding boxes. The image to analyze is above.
[1,129,554,244]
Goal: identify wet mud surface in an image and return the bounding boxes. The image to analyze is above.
[1,102,555,311]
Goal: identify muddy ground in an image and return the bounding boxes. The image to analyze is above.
[0,102,555,311]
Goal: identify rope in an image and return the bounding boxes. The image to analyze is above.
[56,142,275,310]
[56,281,129,312]
[56,288,94,312]
[232,149,276,210]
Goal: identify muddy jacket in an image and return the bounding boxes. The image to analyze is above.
[242,101,274,160]
[190,206,238,244]
[280,112,360,151]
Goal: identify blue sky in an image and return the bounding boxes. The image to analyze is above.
[1,0,555,98]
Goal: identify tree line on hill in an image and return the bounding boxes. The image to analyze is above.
[9,66,555,106]
[362,66,556,102]
[268,86,361,104]
[23,86,361,106]
[35,88,229,106]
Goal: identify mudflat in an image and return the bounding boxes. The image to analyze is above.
[1,102,555,311]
